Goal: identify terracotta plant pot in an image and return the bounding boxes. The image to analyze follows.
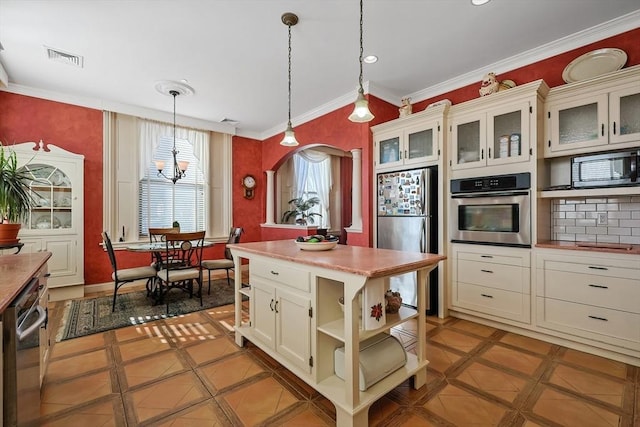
[0,223,22,244]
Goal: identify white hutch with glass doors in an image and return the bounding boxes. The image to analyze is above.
[8,141,84,301]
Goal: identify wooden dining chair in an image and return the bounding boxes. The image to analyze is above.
[101,231,158,312]
[155,231,206,309]
[201,227,243,293]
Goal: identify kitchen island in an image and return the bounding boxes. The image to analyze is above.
[0,252,51,311]
[229,240,445,427]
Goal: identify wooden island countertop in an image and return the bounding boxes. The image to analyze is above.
[0,252,51,312]
[227,240,446,278]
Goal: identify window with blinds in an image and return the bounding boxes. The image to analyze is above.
[138,135,207,235]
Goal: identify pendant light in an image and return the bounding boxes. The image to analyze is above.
[348,0,374,123]
[154,81,194,184]
[280,12,300,147]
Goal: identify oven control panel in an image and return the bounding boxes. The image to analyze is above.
[451,172,530,194]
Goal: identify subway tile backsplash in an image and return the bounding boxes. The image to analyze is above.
[551,196,640,245]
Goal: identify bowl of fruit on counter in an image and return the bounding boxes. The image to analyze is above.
[294,234,339,251]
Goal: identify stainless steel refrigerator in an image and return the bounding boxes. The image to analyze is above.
[376,167,438,313]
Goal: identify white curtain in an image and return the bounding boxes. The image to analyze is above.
[138,119,209,182]
[294,150,332,229]
[138,120,171,180]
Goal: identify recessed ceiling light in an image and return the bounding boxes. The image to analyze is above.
[364,55,378,64]
[471,0,491,5]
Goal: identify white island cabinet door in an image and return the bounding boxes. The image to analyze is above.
[251,279,276,349]
[276,287,311,374]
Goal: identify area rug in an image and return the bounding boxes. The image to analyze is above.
[56,278,236,341]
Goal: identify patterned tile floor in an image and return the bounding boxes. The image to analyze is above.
[35,279,639,426]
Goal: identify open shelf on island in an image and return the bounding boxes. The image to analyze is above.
[317,305,418,342]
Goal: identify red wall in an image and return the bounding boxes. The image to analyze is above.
[2,28,638,284]
[231,136,263,242]
[0,92,111,284]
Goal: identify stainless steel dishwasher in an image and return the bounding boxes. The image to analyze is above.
[3,277,47,426]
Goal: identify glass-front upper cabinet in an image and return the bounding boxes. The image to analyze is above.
[544,66,640,157]
[450,100,530,170]
[19,164,73,231]
[545,93,609,154]
[374,118,440,171]
[609,86,640,144]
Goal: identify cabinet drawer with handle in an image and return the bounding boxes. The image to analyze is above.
[251,259,310,292]
[458,251,530,267]
[541,259,637,280]
[539,269,640,314]
[537,298,640,350]
[455,282,530,323]
[457,259,528,293]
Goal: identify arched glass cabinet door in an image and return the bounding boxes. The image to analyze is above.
[19,163,73,230]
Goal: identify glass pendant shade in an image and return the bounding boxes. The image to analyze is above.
[348,90,375,123]
[177,160,189,172]
[280,122,299,146]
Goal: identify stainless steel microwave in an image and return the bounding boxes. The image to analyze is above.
[571,149,639,188]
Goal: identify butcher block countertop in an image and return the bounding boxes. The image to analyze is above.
[228,240,445,278]
[0,252,51,312]
[536,240,640,255]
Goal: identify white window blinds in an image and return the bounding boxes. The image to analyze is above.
[138,121,209,236]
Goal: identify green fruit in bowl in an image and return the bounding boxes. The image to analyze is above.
[307,237,319,243]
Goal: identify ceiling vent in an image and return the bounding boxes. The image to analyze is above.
[44,46,84,68]
[220,117,239,126]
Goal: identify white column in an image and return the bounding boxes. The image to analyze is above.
[265,170,275,225]
[347,149,362,231]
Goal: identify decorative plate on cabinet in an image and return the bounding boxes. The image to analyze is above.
[562,48,627,83]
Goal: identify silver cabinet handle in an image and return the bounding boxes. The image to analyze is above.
[588,284,608,289]
[17,306,47,341]
[588,266,608,271]
[588,315,608,322]
[480,269,493,273]
[481,294,493,299]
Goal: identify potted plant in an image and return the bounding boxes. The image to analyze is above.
[281,196,322,225]
[0,145,33,244]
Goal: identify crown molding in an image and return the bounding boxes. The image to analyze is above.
[0,83,237,135]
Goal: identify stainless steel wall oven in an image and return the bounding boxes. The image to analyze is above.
[450,173,531,247]
[3,277,47,426]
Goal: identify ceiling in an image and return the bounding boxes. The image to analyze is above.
[1,0,639,140]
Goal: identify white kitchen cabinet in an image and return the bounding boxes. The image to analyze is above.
[536,250,640,355]
[544,64,640,157]
[372,104,447,172]
[249,258,312,374]
[12,141,84,301]
[449,80,548,173]
[450,243,531,324]
[251,276,312,373]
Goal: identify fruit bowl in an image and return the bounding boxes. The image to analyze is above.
[295,240,338,251]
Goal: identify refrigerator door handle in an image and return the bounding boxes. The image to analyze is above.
[420,217,426,253]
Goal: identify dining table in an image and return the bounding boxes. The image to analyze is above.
[123,240,215,302]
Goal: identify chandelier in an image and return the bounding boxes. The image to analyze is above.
[280,12,300,147]
[348,0,374,122]
[154,82,193,183]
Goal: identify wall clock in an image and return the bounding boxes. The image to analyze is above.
[242,174,256,199]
